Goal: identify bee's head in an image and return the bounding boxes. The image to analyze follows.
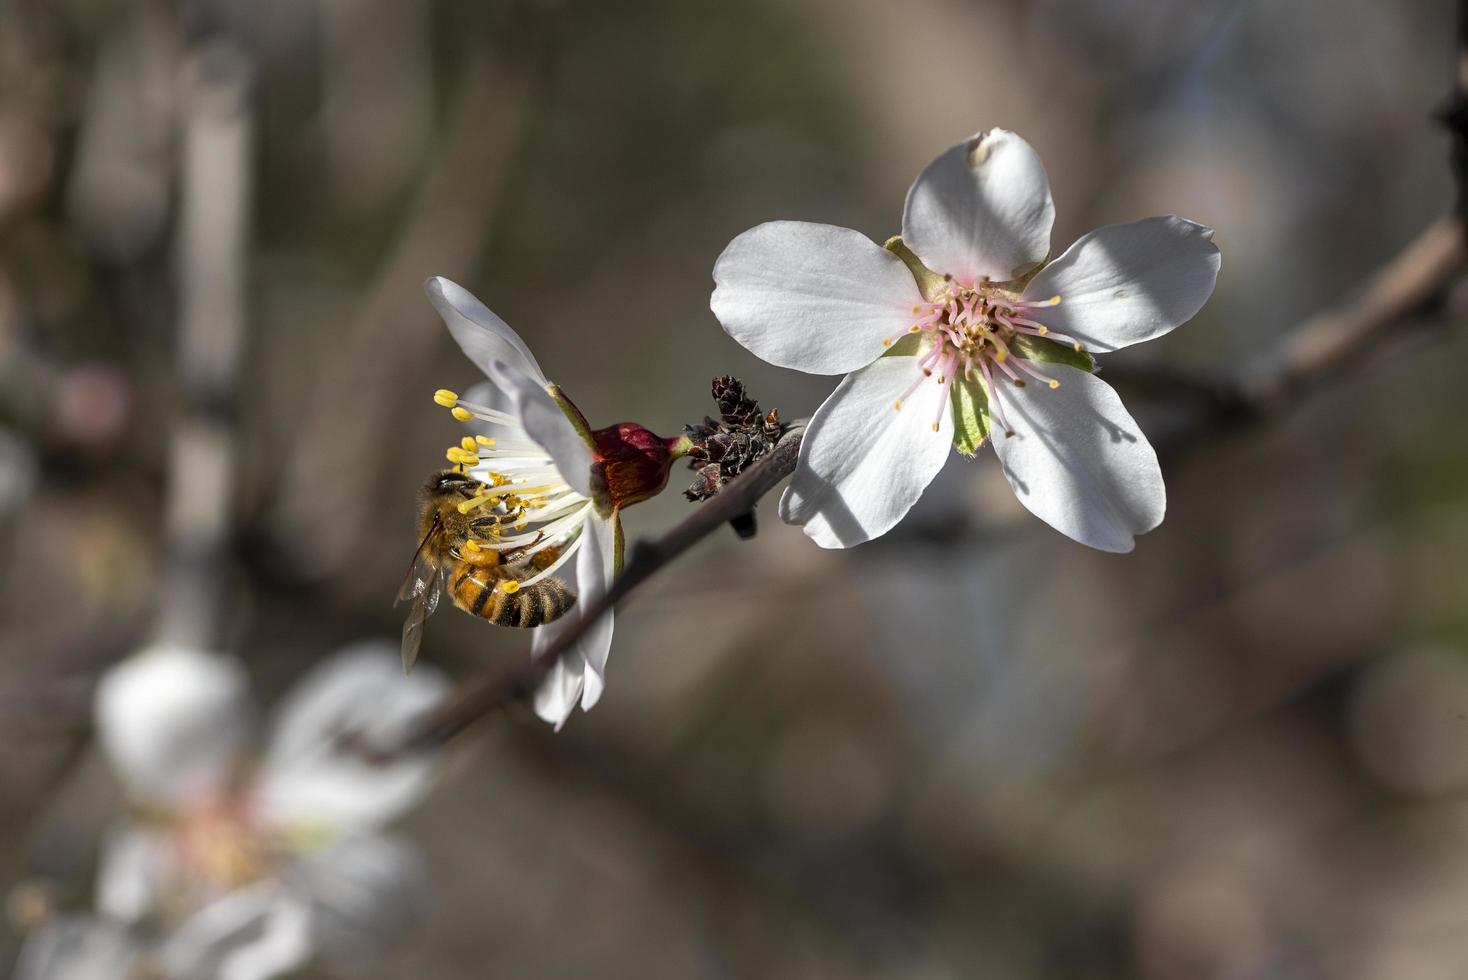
[428,469,477,496]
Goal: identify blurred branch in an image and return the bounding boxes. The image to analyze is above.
[1111,216,1468,454]
[273,45,534,577]
[379,421,807,755]
[154,43,254,650]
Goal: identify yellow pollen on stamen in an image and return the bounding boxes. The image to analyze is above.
[893,401,903,411]
[1034,295,1061,307]
[434,389,459,408]
[460,436,478,453]
[911,306,921,314]
[457,490,502,514]
[931,422,940,432]
[451,406,474,422]
[994,350,1008,363]
[882,338,893,347]
[1037,326,1049,336]
[475,435,496,446]
[909,324,921,333]
[1048,380,1061,389]
[497,579,521,594]
[1073,343,1085,352]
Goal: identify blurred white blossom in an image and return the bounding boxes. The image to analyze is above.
[62,641,450,980]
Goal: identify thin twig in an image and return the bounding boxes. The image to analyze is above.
[154,42,254,650]
[1109,216,1468,454]
[385,421,806,754]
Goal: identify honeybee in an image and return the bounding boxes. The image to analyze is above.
[397,470,576,672]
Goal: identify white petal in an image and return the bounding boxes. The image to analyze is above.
[14,917,143,980]
[989,366,1164,553]
[902,129,1055,285]
[94,646,251,808]
[256,643,449,833]
[424,276,547,384]
[710,221,921,375]
[95,824,174,922]
[531,629,586,730]
[573,511,619,711]
[779,356,953,548]
[161,884,313,980]
[485,360,594,497]
[287,834,429,971]
[1019,216,1220,353]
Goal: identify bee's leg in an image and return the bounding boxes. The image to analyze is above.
[496,531,546,563]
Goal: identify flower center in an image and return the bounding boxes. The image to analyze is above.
[886,280,1080,438]
[176,798,270,891]
[433,388,592,590]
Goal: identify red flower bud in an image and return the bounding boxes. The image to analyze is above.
[590,422,689,510]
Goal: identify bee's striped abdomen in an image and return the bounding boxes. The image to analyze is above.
[448,561,576,629]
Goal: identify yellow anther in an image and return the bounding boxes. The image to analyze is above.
[994,350,1008,363]
[909,324,921,333]
[460,436,478,453]
[937,375,946,384]
[475,435,496,446]
[446,448,466,465]
[1048,380,1060,389]
[893,400,903,411]
[1032,295,1061,307]
[1037,326,1049,336]
[497,579,521,594]
[434,389,460,408]
[462,539,481,554]
[911,306,921,314]
[931,422,940,432]
[1073,342,1085,352]
[882,338,893,348]
[451,406,474,422]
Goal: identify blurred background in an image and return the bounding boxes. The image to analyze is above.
[3,0,1467,976]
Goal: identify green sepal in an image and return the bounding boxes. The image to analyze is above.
[950,376,991,457]
[883,236,947,302]
[548,383,597,448]
[1009,334,1095,373]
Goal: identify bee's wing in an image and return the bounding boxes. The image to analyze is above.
[399,557,443,674]
[396,514,442,605]
[398,517,444,674]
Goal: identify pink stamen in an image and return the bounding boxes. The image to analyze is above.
[978,357,1015,438]
[933,351,958,431]
[1009,356,1061,389]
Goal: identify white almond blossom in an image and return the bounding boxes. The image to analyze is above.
[424,276,624,727]
[711,128,1220,552]
[63,642,450,980]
